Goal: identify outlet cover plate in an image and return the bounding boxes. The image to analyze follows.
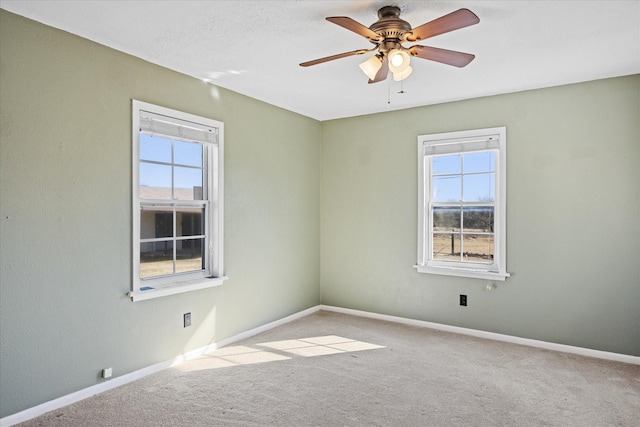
[184,312,192,327]
[460,295,467,306]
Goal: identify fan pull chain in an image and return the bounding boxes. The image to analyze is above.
[398,76,406,94]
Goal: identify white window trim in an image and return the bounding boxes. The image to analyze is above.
[415,127,509,281]
[129,100,227,301]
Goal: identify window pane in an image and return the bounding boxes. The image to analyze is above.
[462,206,494,233]
[433,233,460,261]
[140,209,173,239]
[463,173,495,202]
[176,238,204,274]
[463,207,494,233]
[140,241,174,279]
[432,154,461,175]
[140,163,172,199]
[140,134,171,163]
[174,140,203,167]
[174,166,203,200]
[462,234,494,264]
[432,176,461,202]
[464,152,494,173]
[177,208,204,237]
[433,207,461,232]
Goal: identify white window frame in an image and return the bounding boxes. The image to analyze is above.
[129,100,227,301]
[415,127,509,281]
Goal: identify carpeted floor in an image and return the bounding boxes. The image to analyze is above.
[18,311,640,426]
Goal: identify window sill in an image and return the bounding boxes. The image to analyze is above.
[128,276,229,302]
[414,265,509,281]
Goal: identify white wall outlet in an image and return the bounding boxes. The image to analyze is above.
[102,367,113,379]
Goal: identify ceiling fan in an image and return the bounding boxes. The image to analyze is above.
[300,5,479,83]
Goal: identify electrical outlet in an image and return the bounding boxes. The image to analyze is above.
[102,367,112,378]
[183,312,191,328]
[460,295,467,306]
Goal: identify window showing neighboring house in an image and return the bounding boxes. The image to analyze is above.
[130,100,226,301]
[416,127,509,281]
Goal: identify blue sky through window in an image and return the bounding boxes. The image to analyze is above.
[432,152,495,202]
[140,134,203,189]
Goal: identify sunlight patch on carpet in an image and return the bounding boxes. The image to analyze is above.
[174,336,384,372]
[260,335,385,357]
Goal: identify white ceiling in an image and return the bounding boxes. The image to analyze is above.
[1,1,639,121]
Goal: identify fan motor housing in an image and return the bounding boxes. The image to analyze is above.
[369,6,411,40]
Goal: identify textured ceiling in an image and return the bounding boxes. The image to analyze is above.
[1,0,639,121]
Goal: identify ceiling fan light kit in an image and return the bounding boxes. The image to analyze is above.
[393,65,413,82]
[301,5,479,84]
[358,55,383,80]
[387,48,411,73]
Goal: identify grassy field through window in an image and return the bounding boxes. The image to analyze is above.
[140,256,203,278]
[433,233,493,263]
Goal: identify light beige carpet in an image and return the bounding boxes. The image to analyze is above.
[19,311,640,426]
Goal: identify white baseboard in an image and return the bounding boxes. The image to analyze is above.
[3,303,637,426]
[319,305,640,365]
[0,305,321,427]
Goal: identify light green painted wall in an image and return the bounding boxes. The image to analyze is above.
[0,11,320,417]
[321,75,640,357]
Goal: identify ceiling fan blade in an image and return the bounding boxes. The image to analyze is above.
[404,8,479,42]
[326,16,381,42]
[300,49,371,67]
[409,45,475,68]
[368,57,389,84]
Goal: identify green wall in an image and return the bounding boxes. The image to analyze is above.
[1,8,639,420]
[0,10,320,417]
[321,75,640,356]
